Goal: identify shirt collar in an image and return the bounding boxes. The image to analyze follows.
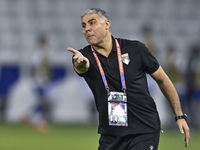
[92,36,117,56]
[111,36,117,52]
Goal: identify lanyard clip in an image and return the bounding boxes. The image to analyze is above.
[123,89,126,95]
[106,88,110,94]
[123,88,126,93]
[107,88,111,98]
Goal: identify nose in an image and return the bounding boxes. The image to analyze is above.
[84,24,91,32]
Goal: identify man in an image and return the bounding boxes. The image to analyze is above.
[67,8,190,150]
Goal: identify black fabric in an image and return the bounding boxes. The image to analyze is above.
[76,36,160,137]
[98,131,160,150]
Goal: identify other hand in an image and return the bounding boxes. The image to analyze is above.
[177,119,190,147]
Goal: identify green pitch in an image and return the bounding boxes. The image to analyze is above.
[0,123,199,150]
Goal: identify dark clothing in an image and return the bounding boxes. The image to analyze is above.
[98,131,160,150]
[77,36,160,137]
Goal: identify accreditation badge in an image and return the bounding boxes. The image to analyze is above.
[108,91,128,126]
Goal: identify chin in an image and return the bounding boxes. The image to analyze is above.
[87,40,96,46]
[87,37,98,45]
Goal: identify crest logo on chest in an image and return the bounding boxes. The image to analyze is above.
[122,53,130,65]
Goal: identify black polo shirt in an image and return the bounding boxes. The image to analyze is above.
[76,36,160,137]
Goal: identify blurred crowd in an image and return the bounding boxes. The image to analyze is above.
[0,0,200,131]
[141,24,200,130]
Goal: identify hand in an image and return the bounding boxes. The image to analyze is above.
[67,47,87,64]
[177,119,190,147]
[67,47,89,74]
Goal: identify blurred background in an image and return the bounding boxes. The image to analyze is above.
[0,0,200,149]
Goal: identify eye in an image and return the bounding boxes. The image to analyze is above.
[82,24,86,29]
[89,20,96,25]
[90,21,94,25]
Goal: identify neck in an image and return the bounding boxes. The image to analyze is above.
[92,35,112,57]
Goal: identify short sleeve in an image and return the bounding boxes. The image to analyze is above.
[139,43,159,74]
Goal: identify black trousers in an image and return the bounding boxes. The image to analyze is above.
[98,131,160,150]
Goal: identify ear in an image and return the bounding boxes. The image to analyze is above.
[105,20,111,30]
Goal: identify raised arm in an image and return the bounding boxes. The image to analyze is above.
[67,47,90,74]
[150,66,190,147]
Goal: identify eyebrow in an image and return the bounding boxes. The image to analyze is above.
[88,18,96,22]
[82,18,96,25]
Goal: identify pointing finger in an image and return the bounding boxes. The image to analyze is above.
[67,47,77,54]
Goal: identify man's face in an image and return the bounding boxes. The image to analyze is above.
[81,13,110,45]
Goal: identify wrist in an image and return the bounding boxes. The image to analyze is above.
[175,113,187,121]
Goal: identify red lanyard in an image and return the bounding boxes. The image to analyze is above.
[91,38,127,91]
